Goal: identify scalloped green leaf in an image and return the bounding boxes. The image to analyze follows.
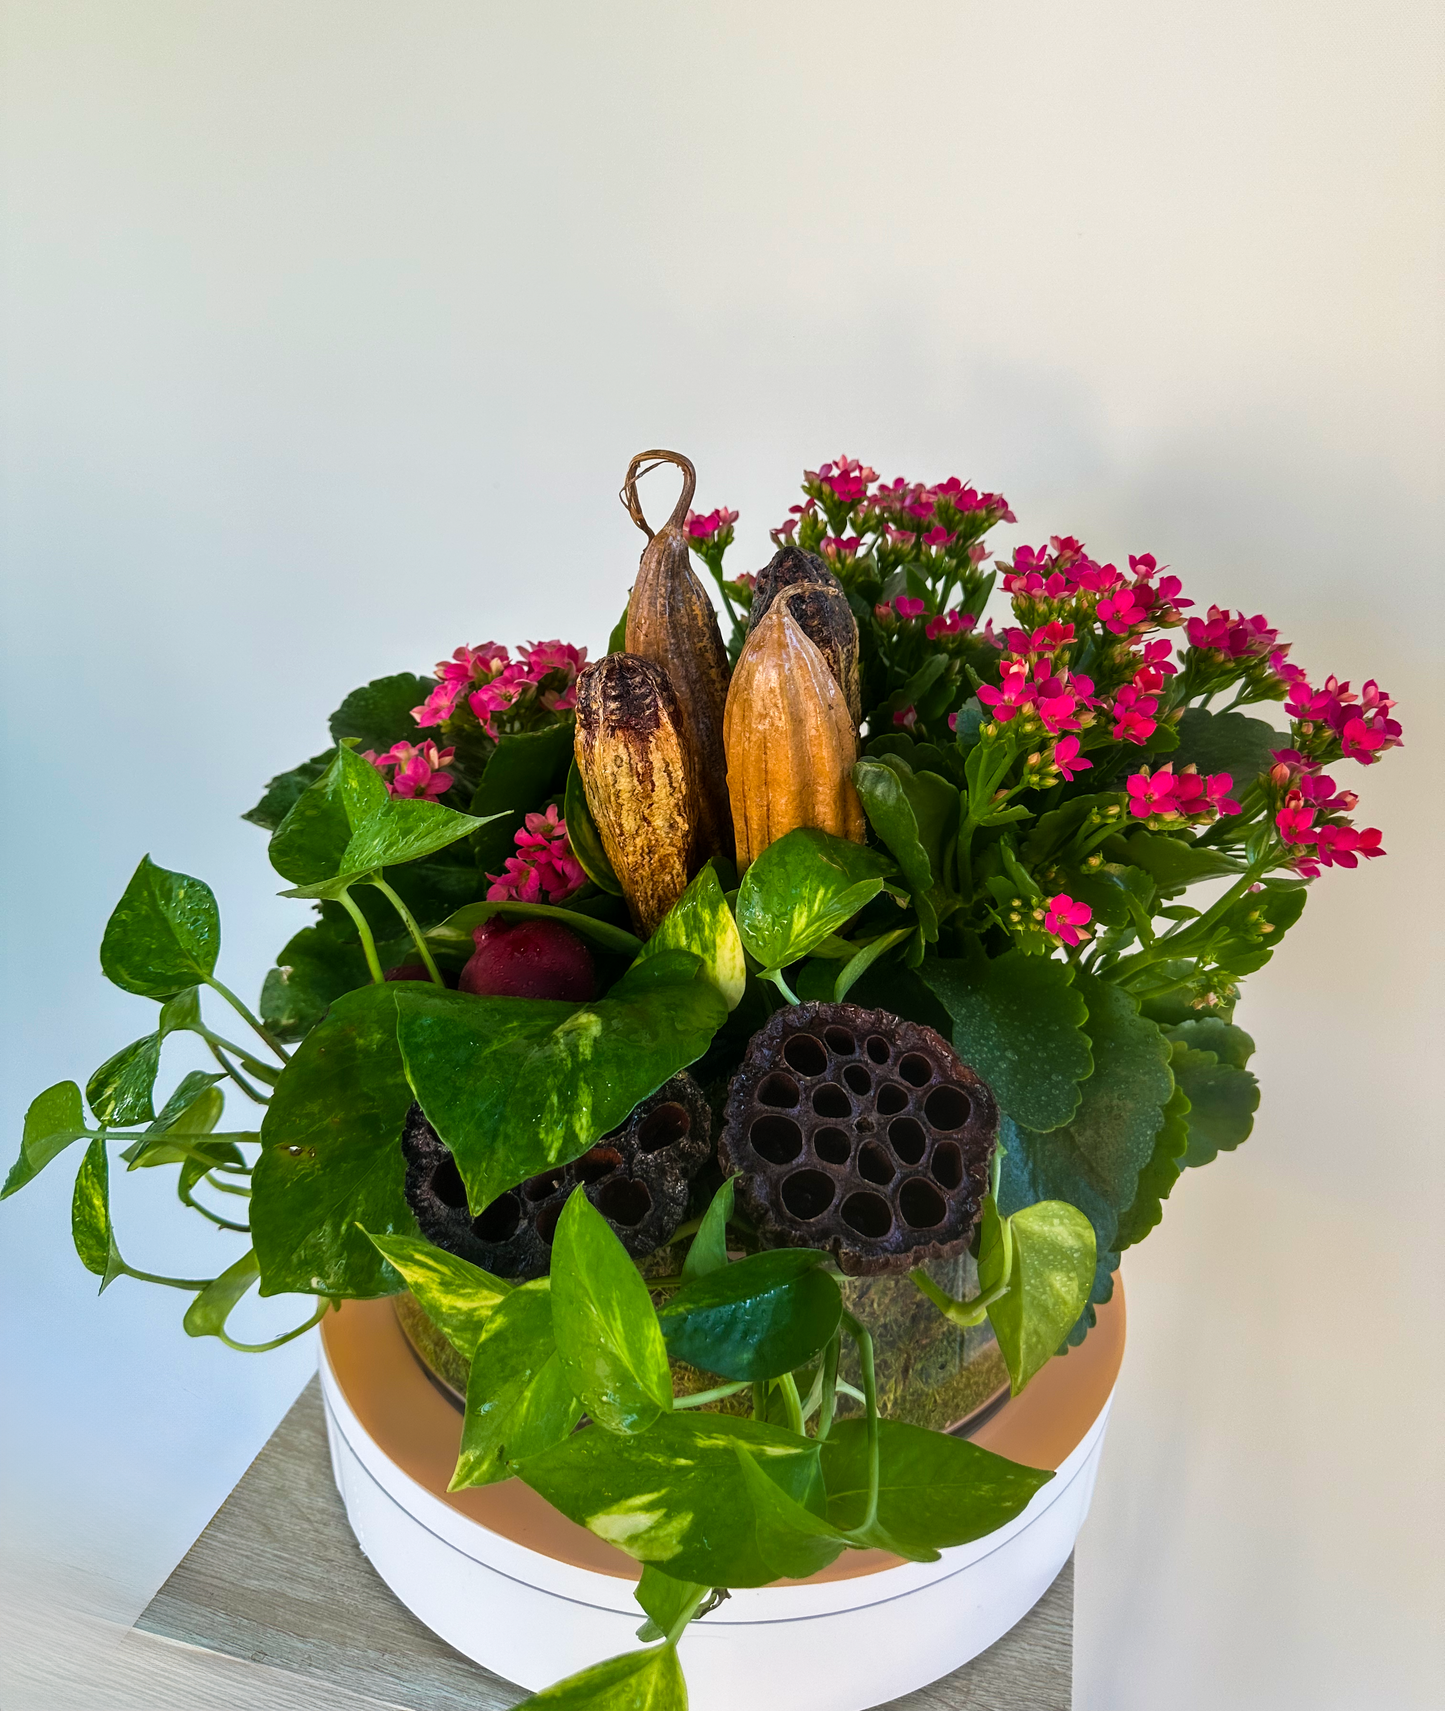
[1115,1080,1193,1251]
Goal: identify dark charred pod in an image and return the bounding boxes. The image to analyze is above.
[402,1073,713,1279]
[766,580,861,728]
[717,1002,996,1277]
[747,546,840,632]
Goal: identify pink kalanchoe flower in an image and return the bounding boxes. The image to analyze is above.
[893,596,926,620]
[1276,794,1317,845]
[364,740,456,801]
[978,662,1033,722]
[468,660,531,733]
[1127,766,1180,818]
[1052,735,1092,781]
[1096,586,1153,634]
[820,535,862,566]
[807,456,877,506]
[925,608,976,642]
[921,525,957,550]
[520,639,588,712]
[1204,773,1241,816]
[1043,893,1093,946]
[726,571,758,593]
[1111,682,1159,745]
[1268,646,1308,688]
[893,705,918,731]
[486,810,586,905]
[684,506,739,542]
[413,643,513,727]
[1185,605,1278,659]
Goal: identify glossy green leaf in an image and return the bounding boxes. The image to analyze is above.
[633,865,746,1009]
[261,920,375,1043]
[250,985,417,1298]
[158,986,203,1036]
[1114,1081,1192,1250]
[633,1566,707,1643]
[471,723,579,874]
[564,763,624,896]
[997,973,1173,1258]
[364,1230,512,1358]
[1168,1040,1260,1167]
[512,1644,686,1710]
[183,1249,261,1338]
[430,898,641,958]
[269,748,353,885]
[552,1189,672,1434]
[921,947,1093,1131]
[328,672,435,751]
[125,1072,228,1167]
[86,1034,162,1126]
[658,1250,841,1382]
[518,1411,826,1588]
[393,966,725,1215]
[451,1279,584,1490]
[980,1200,1097,1394]
[1171,707,1280,786]
[820,1418,1051,1557]
[681,1176,734,1282]
[100,856,221,999]
[242,750,332,832]
[2,1081,88,1199]
[732,1442,848,1579]
[735,828,896,970]
[852,756,959,939]
[829,927,911,1003]
[1108,829,1241,889]
[1167,1016,1255,1069]
[72,1137,126,1291]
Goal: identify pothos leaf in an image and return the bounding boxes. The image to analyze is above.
[85,1035,162,1127]
[980,1199,1097,1394]
[363,1230,512,1358]
[680,1175,734,1282]
[72,1137,126,1292]
[2,1081,88,1200]
[634,1565,707,1644]
[100,856,220,999]
[634,864,746,1009]
[658,1249,841,1382]
[511,1643,686,1710]
[735,827,896,970]
[183,1249,261,1339]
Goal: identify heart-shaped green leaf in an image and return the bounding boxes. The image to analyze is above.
[633,864,746,1009]
[680,1176,734,1283]
[363,1231,512,1359]
[735,827,896,971]
[515,1644,686,1709]
[658,1249,841,1382]
[72,1137,126,1292]
[2,1081,88,1199]
[85,1035,163,1127]
[980,1199,1097,1394]
[100,857,221,999]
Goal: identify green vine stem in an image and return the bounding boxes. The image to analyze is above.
[774,1371,804,1435]
[815,1331,840,1442]
[216,1297,330,1353]
[369,875,446,986]
[202,974,293,1063]
[839,1310,880,1537]
[336,888,385,984]
[204,1041,270,1104]
[672,1381,749,1410]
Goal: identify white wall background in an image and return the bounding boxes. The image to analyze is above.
[2,3,1441,1707]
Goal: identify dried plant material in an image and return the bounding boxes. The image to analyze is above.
[767,579,862,727]
[747,544,839,629]
[724,604,864,870]
[622,450,733,863]
[574,653,695,935]
[718,1003,997,1277]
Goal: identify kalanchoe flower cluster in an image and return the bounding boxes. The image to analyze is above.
[362,740,456,800]
[976,657,1097,736]
[412,640,588,741]
[1284,675,1401,766]
[1126,763,1241,825]
[1268,752,1385,877]
[1003,545,1190,635]
[486,805,587,904]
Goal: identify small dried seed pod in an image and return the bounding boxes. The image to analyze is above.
[747,545,840,629]
[574,652,695,935]
[723,605,864,871]
[767,579,861,728]
[402,1074,713,1280]
[717,1002,997,1276]
[622,450,733,864]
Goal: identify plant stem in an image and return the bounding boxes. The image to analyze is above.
[672,1381,750,1410]
[840,1310,880,1537]
[202,975,293,1063]
[764,967,800,1004]
[369,876,446,986]
[815,1333,840,1442]
[124,1267,216,1291]
[336,889,386,985]
[774,1372,804,1435]
[664,1585,711,1649]
[205,1040,270,1105]
[217,1297,330,1353]
[752,1380,769,1421]
[198,1030,280,1085]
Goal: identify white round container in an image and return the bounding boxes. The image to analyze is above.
[318,1294,1123,1711]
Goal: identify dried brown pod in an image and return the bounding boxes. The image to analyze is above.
[767,579,862,728]
[403,1075,713,1280]
[747,545,839,628]
[622,450,733,863]
[574,653,695,935]
[717,1002,997,1277]
[723,603,865,870]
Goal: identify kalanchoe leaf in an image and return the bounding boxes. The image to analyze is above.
[564,762,624,897]
[551,1187,672,1434]
[250,984,417,1299]
[1165,1035,1260,1167]
[1207,879,1307,977]
[1167,1017,1255,1068]
[471,723,578,876]
[852,757,959,940]
[393,964,725,1218]
[1107,828,1242,889]
[328,672,435,752]
[183,1250,261,1339]
[980,1198,1097,1394]
[735,827,896,972]
[242,751,331,832]
[362,1230,511,1359]
[511,1643,686,1710]
[2,1082,87,1200]
[86,1034,162,1127]
[1115,1081,1192,1250]
[517,1412,827,1588]
[1171,706,1280,784]
[997,973,1173,1261]
[633,863,746,1009]
[681,1175,735,1283]
[100,856,221,1000]
[450,1278,582,1490]
[72,1137,126,1292]
[921,946,1092,1132]
[659,1249,842,1381]
[820,1417,1052,1557]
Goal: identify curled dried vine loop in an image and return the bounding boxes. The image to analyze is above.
[620,449,696,541]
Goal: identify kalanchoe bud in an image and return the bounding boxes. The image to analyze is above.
[718,1002,997,1277]
[402,1074,713,1280]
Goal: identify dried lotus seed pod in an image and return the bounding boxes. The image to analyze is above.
[767,578,861,728]
[402,1073,713,1280]
[718,1002,996,1277]
[746,545,840,630]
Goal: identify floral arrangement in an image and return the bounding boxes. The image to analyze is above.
[6,448,1396,1708]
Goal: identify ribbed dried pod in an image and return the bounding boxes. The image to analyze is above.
[622,450,733,863]
[747,544,840,629]
[766,579,862,728]
[724,603,865,871]
[574,653,695,935]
